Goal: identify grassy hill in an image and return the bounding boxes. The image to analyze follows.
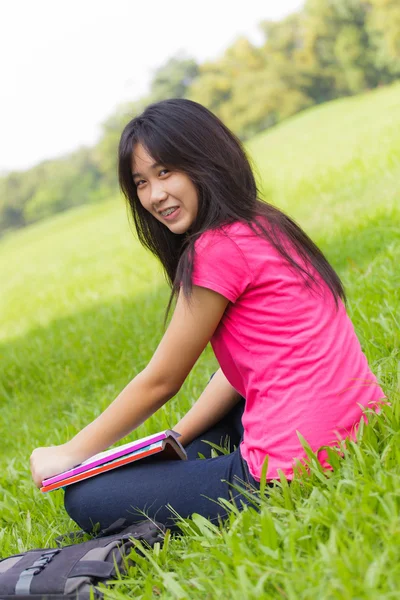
[0,83,399,598]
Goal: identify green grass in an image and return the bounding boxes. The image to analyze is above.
[1,82,400,598]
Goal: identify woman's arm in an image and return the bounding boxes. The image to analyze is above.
[174,368,241,447]
[30,285,230,487]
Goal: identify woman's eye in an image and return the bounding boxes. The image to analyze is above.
[135,170,169,187]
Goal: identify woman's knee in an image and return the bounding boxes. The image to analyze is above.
[63,472,149,533]
[64,481,102,533]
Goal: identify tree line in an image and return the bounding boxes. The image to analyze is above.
[1,0,399,235]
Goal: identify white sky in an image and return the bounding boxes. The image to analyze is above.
[0,0,304,173]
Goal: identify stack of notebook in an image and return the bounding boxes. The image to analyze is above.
[40,430,186,492]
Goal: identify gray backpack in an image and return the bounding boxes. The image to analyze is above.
[0,520,165,599]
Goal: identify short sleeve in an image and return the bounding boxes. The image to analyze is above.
[192,230,252,302]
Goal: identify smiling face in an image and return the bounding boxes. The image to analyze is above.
[131,143,199,234]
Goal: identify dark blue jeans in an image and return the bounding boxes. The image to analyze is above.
[64,392,260,533]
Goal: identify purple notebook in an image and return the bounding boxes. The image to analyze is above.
[42,430,180,487]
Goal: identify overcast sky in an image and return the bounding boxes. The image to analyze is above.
[0,0,304,173]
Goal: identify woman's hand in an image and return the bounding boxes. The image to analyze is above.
[30,444,81,488]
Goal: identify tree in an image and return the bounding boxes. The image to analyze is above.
[149,54,199,101]
[367,0,400,80]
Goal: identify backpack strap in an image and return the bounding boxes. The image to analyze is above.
[15,550,60,595]
[68,560,115,579]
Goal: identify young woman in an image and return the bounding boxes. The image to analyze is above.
[30,99,384,533]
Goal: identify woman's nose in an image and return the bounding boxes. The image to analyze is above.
[150,182,168,203]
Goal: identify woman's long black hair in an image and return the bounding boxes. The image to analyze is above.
[118,98,345,323]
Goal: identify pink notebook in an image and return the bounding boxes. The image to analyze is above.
[41,433,186,493]
[41,430,182,489]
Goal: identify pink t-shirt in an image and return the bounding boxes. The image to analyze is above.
[191,220,385,481]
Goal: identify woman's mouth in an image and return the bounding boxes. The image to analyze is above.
[160,207,180,220]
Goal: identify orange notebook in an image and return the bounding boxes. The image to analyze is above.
[40,431,186,493]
